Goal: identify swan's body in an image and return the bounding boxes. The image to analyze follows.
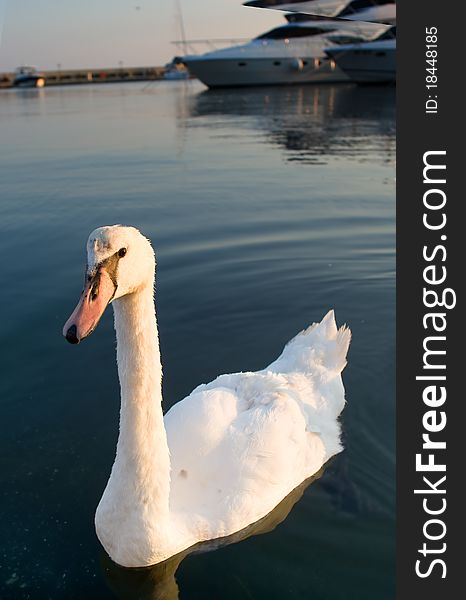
[63,225,351,568]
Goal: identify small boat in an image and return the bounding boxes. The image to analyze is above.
[13,66,45,88]
[163,58,190,80]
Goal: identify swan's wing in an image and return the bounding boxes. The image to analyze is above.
[165,375,326,530]
[267,310,351,376]
[164,311,350,530]
[266,309,351,419]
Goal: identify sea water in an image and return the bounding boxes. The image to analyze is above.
[0,81,395,599]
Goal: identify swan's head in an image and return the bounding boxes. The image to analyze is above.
[63,225,155,344]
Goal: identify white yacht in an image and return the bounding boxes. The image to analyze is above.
[325,32,395,83]
[182,0,393,88]
[183,22,388,88]
[249,0,396,25]
[250,0,396,84]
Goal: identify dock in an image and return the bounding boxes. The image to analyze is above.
[0,65,166,89]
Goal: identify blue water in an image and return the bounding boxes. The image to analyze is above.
[0,81,395,599]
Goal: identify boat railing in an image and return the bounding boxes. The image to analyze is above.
[171,38,251,54]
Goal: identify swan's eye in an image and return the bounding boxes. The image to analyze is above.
[118,248,127,258]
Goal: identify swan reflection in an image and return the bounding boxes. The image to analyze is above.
[101,468,324,600]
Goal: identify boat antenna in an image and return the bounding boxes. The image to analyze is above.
[175,0,188,55]
[0,0,6,50]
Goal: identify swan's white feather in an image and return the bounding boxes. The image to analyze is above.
[165,309,351,544]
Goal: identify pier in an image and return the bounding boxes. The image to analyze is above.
[0,65,166,89]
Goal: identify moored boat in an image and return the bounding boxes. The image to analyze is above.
[13,66,45,88]
[182,0,394,88]
[325,33,395,84]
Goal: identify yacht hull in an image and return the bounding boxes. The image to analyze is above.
[14,75,45,88]
[184,57,349,88]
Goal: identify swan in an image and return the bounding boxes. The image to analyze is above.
[62,225,351,568]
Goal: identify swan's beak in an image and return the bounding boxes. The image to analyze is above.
[63,268,116,344]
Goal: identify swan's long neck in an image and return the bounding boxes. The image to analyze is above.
[110,282,170,516]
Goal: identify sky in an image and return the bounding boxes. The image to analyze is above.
[0,0,282,72]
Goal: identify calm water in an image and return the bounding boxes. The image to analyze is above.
[0,81,395,599]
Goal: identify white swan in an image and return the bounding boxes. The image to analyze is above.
[63,225,351,568]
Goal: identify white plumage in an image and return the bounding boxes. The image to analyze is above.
[63,225,351,568]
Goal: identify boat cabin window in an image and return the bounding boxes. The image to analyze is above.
[257,26,334,40]
[338,0,394,17]
[327,35,367,45]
